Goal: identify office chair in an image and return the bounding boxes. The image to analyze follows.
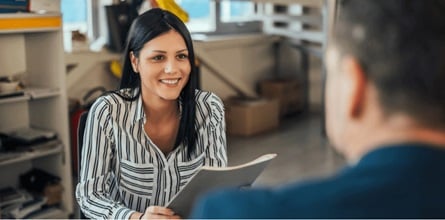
[77,111,89,219]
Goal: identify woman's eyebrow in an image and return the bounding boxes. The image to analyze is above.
[151,50,167,53]
[150,49,187,53]
[176,49,188,53]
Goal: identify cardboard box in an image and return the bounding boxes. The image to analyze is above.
[259,79,304,117]
[225,97,279,136]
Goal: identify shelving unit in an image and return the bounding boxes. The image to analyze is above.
[0,140,63,167]
[252,0,336,133]
[0,12,73,218]
[0,88,60,104]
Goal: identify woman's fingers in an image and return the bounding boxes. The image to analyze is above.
[144,213,180,219]
[147,206,175,216]
[142,206,181,219]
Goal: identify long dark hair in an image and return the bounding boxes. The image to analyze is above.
[118,8,197,157]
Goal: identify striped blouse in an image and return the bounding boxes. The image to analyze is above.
[76,90,228,219]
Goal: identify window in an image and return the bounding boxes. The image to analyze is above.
[61,0,260,52]
[176,0,216,32]
[61,0,88,32]
[176,0,260,34]
[220,0,255,22]
[62,0,111,52]
[61,0,88,52]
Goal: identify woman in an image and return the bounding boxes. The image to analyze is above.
[76,8,227,219]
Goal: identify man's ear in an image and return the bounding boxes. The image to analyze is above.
[130,51,139,73]
[342,56,367,118]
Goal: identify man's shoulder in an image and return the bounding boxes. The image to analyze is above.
[191,149,445,218]
[191,176,346,218]
[190,162,410,218]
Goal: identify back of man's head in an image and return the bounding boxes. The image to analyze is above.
[334,0,445,129]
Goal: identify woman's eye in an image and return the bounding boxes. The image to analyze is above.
[152,55,165,61]
[177,54,188,59]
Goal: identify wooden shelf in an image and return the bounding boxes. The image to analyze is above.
[0,95,28,104]
[25,87,60,100]
[0,140,63,167]
[0,87,60,105]
[27,207,69,219]
[0,12,61,33]
[0,89,60,105]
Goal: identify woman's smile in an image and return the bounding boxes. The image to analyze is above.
[160,78,181,85]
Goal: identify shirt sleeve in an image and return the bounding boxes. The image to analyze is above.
[203,93,228,167]
[75,98,136,219]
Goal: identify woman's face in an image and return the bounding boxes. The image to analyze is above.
[131,30,191,102]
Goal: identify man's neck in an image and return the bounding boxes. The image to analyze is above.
[347,115,445,163]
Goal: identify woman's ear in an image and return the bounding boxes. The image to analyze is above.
[342,56,367,119]
[129,51,139,73]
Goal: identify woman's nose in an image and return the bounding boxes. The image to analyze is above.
[164,61,178,74]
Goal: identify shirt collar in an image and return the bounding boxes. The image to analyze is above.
[133,89,145,124]
[356,143,445,167]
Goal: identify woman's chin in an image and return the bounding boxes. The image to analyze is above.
[158,91,182,101]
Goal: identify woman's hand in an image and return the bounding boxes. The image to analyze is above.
[140,206,180,219]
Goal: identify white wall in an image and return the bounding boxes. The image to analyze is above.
[65,51,120,103]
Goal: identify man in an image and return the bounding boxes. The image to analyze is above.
[191,0,445,218]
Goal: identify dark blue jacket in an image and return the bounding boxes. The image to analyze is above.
[191,143,445,218]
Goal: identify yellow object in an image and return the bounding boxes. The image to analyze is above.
[0,15,61,30]
[110,60,122,79]
[156,0,189,23]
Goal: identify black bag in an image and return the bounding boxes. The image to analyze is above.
[20,168,60,193]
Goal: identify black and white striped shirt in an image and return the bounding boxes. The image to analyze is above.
[76,90,227,219]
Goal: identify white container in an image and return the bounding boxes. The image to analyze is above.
[0,81,19,93]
